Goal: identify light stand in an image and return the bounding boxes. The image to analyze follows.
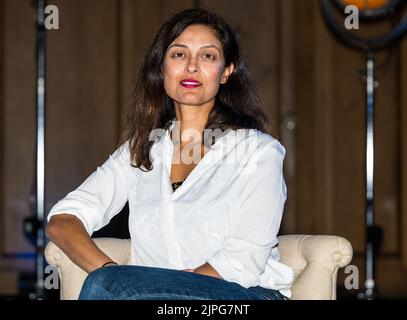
[31,0,46,300]
[362,48,380,300]
[320,0,407,299]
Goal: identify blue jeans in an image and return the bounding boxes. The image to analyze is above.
[78,265,288,300]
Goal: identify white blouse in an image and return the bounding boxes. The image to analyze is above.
[47,120,294,298]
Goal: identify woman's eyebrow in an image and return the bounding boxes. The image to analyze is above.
[168,43,221,53]
[201,45,221,53]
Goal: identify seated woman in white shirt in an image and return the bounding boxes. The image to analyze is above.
[46,7,294,300]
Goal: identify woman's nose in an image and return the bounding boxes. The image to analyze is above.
[185,57,199,73]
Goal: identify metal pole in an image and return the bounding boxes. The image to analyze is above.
[32,0,46,300]
[358,48,382,300]
[365,49,375,298]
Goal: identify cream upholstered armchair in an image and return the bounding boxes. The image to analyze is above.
[44,235,353,300]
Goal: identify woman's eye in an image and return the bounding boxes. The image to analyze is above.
[202,53,215,60]
[171,52,185,58]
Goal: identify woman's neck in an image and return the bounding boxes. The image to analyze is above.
[173,101,215,147]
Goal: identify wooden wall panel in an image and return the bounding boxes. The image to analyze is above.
[278,0,296,234]
[293,0,318,235]
[45,0,121,220]
[402,34,407,268]
[327,33,367,252]
[199,0,281,138]
[0,0,22,295]
[372,46,400,254]
[313,2,335,235]
[2,0,36,255]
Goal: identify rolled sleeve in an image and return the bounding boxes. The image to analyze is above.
[207,139,287,288]
[46,142,130,235]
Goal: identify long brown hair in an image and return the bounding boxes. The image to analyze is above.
[119,8,271,171]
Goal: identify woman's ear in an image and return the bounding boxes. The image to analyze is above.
[220,63,235,84]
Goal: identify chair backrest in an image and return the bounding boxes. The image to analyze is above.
[278,234,353,300]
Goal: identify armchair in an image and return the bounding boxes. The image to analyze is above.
[44,234,353,300]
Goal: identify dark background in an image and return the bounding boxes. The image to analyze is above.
[1,0,407,299]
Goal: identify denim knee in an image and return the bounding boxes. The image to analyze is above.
[79,267,116,300]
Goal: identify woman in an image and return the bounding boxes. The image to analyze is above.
[46,8,294,300]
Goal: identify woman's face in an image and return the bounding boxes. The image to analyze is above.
[163,24,234,109]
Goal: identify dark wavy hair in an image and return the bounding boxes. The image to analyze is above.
[119,8,271,171]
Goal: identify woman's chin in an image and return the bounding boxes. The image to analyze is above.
[174,100,206,107]
[173,96,215,108]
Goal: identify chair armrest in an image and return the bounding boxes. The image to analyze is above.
[278,235,353,300]
[44,237,131,300]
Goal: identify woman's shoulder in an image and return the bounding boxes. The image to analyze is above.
[110,140,132,165]
[221,129,286,172]
[238,129,286,157]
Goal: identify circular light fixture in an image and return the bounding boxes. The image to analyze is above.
[334,0,402,20]
[320,0,407,49]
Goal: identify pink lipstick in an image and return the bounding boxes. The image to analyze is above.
[180,79,202,89]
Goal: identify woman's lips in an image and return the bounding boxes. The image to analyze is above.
[180,80,202,89]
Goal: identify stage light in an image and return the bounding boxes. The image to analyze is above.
[320,0,407,300]
[335,0,402,20]
[321,0,407,49]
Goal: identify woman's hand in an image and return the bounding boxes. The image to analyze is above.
[192,263,223,279]
[182,263,222,279]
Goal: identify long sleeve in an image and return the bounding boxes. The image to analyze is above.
[46,142,130,235]
[207,139,288,288]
